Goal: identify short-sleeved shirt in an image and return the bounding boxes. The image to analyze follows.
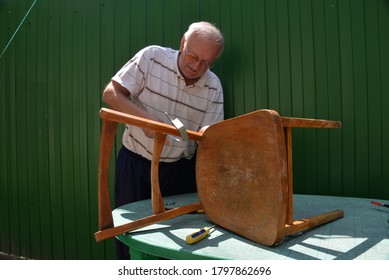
[112,45,224,162]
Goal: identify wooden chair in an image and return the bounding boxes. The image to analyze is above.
[94,108,344,246]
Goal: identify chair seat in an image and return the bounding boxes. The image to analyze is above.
[196,110,288,246]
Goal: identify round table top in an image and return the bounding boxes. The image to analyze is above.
[113,193,389,260]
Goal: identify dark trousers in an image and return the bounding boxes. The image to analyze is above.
[114,146,197,259]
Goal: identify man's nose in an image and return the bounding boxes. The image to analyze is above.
[191,60,202,70]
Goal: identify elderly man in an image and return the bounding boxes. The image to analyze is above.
[102,21,224,259]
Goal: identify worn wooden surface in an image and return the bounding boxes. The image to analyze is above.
[196,110,289,246]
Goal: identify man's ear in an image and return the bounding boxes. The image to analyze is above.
[179,35,186,51]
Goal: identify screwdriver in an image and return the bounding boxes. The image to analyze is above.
[371,201,389,208]
[186,225,216,245]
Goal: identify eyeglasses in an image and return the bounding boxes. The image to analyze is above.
[184,48,213,69]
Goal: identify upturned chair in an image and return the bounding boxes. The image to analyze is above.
[94,108,343,246]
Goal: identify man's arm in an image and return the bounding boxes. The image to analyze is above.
[102,80,161,138]
[102,80,156,120]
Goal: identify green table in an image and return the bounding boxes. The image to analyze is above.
[113,193,389,260]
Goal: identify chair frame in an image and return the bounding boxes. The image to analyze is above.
[94,108,343,245]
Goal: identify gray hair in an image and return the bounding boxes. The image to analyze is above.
[184,22,224,54]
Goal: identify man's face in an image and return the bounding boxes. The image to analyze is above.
[178,35,221,81]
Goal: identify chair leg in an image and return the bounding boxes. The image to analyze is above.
[94,202,201,242]
[151,132,167,214]
[98,119,118,231]
[284,209,344,236]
